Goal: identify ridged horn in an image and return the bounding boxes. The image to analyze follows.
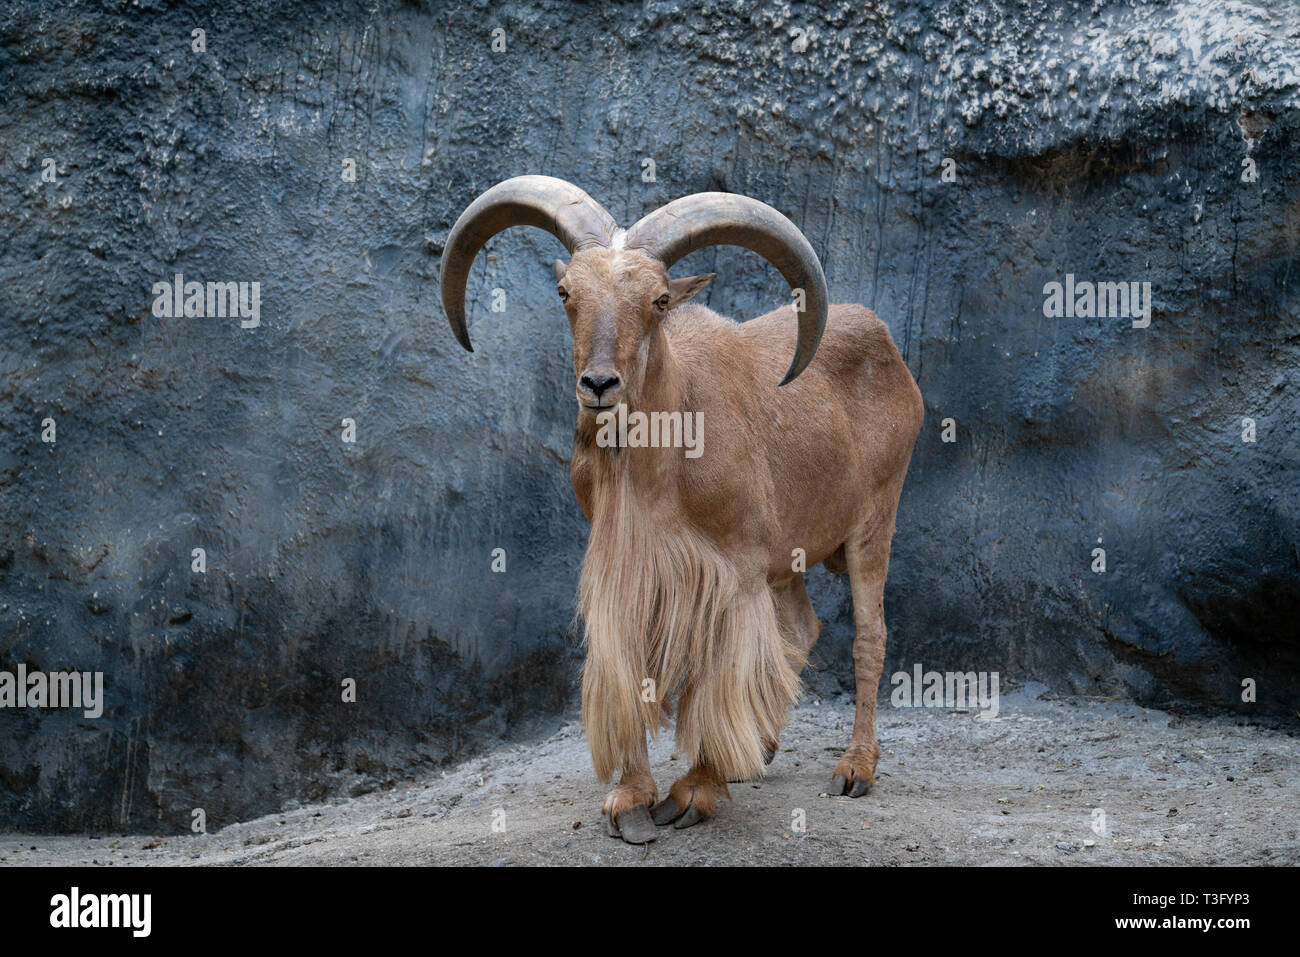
[624,193,828,385]
[440,176,618,352]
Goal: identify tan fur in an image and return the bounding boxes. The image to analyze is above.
[555,246,923,818]
[579,467,801,782]
[442,180,924,828]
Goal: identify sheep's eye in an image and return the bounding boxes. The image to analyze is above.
[557,287,569,302]
[655,294,671,310]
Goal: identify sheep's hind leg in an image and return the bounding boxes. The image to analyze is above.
[602,736,659,844]
[828,514,897,799]
[651,762,730,829]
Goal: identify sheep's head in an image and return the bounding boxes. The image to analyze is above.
[554,246,713,414]
[439,175,828,415]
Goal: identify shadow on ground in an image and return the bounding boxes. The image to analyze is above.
[4,686,1296,866]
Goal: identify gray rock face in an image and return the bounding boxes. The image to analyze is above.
[1,0,1296,831]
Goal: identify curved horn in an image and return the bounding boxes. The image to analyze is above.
[624,193,828,385]
[440,176,619,352]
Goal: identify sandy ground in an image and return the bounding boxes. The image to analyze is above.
[3,684,1297,866]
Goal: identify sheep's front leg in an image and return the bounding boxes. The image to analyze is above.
[651,763,730,829]
[601,736,659,844]
[759,573,822,767]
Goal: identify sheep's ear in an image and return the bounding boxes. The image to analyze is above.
[553,259,568,281]
[667,273,715,308]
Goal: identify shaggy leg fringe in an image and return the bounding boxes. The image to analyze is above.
[579,478,801,782]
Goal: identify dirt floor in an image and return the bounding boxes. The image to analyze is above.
[3,684,1297,866]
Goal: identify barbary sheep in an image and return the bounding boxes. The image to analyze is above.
[441,176,923,842]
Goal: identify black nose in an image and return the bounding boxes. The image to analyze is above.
[580,373,620,398]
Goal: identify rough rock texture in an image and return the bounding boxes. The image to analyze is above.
[0,0,1296,831]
